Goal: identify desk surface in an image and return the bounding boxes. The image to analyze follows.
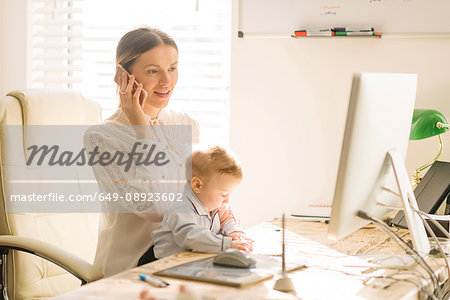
[52,220,446,300]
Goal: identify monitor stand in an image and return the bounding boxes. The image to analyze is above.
[384,150,430,254]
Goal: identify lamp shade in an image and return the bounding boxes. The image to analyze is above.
[409,109,449,140]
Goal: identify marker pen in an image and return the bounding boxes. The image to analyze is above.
[294,31,335,37]
[139,273,169,288]
[335,31,376,36]
[295,29,333,33]
[334,27,374,32]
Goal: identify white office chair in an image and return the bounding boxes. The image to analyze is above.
[0,89,103,300]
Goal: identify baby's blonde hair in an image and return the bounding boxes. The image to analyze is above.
[186,146,243,182]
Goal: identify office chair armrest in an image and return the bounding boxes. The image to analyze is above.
[0,235,103,284]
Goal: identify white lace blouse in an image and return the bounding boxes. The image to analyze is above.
[84,108,199,276]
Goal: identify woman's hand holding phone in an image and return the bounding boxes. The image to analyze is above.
[115,65,149,126]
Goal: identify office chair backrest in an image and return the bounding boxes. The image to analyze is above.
[0,89,102,299]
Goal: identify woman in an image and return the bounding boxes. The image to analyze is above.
[84,26,238,277]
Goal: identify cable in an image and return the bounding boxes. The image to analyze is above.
[311,264,437,298]
[374,215,442,298]
[414,208,450,299]
[376,202,403,211]
[374,219,441,298]
[377,197,450,298]
[357,210,442,299]
[413,208,450,300]
[377,204,450,274]
[311,264,437,299]
[381,203,450,298]
[373,218,442,298]
[380,204,450,240]
[396,269,429,284]
[376,182,450,298]
[414,209,450,239]
[363,271,437,299]
[382,186,401,197]
[385,275,438,300]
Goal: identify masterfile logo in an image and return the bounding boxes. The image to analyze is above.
[26,141,170,172]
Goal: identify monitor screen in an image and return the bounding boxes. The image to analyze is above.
[328,73,418,241]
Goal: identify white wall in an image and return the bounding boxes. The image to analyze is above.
[230,0,450,227]
[0,0,29,96]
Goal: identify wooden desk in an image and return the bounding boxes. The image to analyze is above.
[51,220,447,300]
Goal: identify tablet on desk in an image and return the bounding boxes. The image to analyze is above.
[153,254,306,287]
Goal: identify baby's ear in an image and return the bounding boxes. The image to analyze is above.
[191,177,203,193]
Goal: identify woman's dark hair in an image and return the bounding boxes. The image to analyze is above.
[116,26,178,73]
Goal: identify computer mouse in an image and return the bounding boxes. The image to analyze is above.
[212,249,256,268]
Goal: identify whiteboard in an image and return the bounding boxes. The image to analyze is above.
[239,0,450,35]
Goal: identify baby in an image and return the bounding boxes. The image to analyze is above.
[151,146,253,259]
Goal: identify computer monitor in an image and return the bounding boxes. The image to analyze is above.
[328,73,430,253]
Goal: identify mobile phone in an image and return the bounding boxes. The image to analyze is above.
[114,65,147,103]
[114,64,140,88]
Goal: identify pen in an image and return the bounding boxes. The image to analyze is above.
[295,29,332,33]
[333,27,374,32]
[294,31,335,37]
[335,31,376,36]
[139,273,169,287]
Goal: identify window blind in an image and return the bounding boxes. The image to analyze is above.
[30,0,84,89]
[30,0,231,146]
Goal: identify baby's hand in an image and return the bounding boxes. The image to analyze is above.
[231,238,253,252]
[228,232,254,250]
[217,204,235,228]
[228,231,246,240]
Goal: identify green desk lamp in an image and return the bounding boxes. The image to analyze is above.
[410,109,449,188]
